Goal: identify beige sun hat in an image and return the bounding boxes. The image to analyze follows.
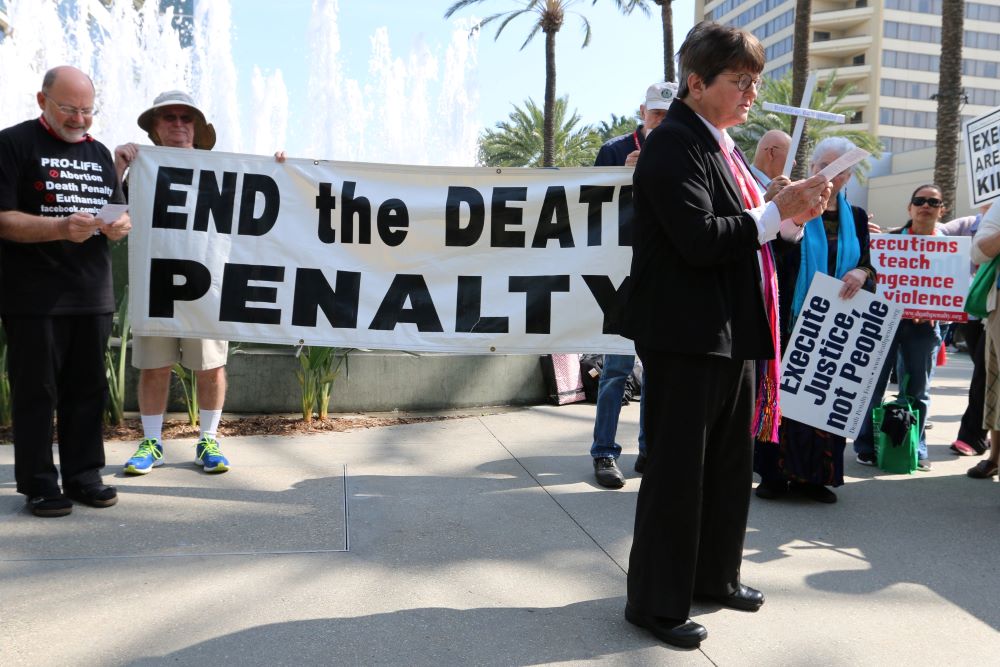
[137,90,217,150]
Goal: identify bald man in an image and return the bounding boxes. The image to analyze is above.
[0,66,131,518]
[751,130,792,182]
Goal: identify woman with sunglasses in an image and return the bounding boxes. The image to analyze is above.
[852,184,949,471]
[755,137,876,503]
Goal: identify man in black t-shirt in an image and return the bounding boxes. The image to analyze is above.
[0,66,131,518]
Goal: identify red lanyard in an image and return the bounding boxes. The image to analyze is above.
[633,131,641,151]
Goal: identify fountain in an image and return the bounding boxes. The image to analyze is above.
[0,0,480,165]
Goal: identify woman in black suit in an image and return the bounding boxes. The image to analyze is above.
[621,21,832,649]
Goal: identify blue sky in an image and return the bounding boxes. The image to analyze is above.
[229,0,695,156]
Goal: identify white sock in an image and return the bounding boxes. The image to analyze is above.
[141,414,163,443]
[200,409,222,440]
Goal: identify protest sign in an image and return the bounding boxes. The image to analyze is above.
[779,273,903,439]
[870,233,970,322]
[127,147,636,354]
[964,106,1000,206]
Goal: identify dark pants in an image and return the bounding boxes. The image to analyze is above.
[4,313,111,497]
[957,321,988,451]
[628,348,754,619]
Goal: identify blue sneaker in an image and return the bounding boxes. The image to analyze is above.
[124,438,164,475]
[194,436,230,473]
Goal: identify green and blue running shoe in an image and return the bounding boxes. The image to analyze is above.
[124,438,164,475]
[194,436,230,473]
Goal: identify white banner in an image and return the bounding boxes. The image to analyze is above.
[870,233,970,322]
[779,273,904,439]
[127,146,637,354]
[964,106,1000,206]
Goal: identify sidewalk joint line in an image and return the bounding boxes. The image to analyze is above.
[1,548,349,562]
[477,415,627,576]
[343,463,351,552]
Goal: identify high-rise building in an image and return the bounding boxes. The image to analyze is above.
[698,0,1000,155]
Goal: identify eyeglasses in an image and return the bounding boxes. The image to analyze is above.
[911,196,943,208]
[43,93,97,117]
[158,113,194,124]
[728,73,762,92]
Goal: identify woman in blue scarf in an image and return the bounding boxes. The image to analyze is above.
[754,136,876,503]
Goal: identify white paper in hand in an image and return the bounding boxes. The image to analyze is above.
[817,147,869,180]
[96,203,128,223]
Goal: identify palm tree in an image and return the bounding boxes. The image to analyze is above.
[478,96,600,166]
[594,111,640,143]
[731,71,882,176]
[933,0,965,210]
[445,1,597,167]
[790,0,813,179]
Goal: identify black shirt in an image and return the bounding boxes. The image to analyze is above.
[0,119,123,315]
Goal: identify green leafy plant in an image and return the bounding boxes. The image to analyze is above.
[172,363,199,427]
[104,287,131,426]
[296,346,351,423]
[0,327,11,427]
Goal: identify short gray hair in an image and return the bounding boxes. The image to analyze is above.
[810,136,856,168]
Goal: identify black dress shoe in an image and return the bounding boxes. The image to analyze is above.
[65,483,118,508]
[790,481,837,504]
[754,479,788,500]
[624,603,707,649]
[634,453,647,474]
[593,457,625,489]
[27,495,73,518]
[704,584,765,612]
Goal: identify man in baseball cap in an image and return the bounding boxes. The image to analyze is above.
[588,80,677,489]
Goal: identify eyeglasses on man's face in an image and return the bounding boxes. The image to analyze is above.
[726,73,762,92]
[43,93,97,117]
[911,196,943,208]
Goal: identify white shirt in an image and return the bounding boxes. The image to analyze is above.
[694,113,802,244]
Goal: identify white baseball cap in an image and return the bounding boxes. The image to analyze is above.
[645,81,678,111]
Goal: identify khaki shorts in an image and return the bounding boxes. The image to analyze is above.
[132,335,229,371]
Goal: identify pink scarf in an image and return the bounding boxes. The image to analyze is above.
[722,143,781,443]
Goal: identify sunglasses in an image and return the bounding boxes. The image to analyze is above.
[911,196,943,208]
[159,113,194,124]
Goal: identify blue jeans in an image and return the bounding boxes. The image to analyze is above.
[590,354,647,459]
[854,320,941,460]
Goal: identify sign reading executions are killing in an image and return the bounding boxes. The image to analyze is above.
[779,273,903,439]
[127,146,636,354]
[870,233,970,322]
[964,106,1000,206]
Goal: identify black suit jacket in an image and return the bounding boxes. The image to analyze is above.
[621,99,775,362]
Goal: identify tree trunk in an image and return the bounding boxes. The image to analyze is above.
[790,0,812,180]
[543,29,556,167]
[934,0,965,210]
[660,1,675,82]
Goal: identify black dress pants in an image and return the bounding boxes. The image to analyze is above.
[4,313,112,497]
[957,321,988,451]
[628,348,754,619]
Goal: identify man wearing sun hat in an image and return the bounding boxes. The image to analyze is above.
[588,81,677,489]
[113,91,231,476]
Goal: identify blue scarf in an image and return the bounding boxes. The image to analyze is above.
[790,191,860,325]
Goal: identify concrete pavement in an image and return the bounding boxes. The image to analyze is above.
[1,351,997,666]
